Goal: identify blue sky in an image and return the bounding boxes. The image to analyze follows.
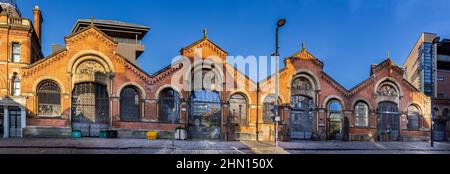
[16,0,450,89]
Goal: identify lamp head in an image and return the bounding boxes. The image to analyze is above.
[277,18,286,28]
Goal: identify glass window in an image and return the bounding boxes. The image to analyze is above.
[37,81,61,117]
[328,100,343,139]
[407,105,421,130]
[12,43,21,63]
[263,95,277,123]
[355,102,369,127]
[12,74,20,96]
[120,86,141,122]
[229,94,247,124]
[159,88,180,122]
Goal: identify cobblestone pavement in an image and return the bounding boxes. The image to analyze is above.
[1,138,449,154]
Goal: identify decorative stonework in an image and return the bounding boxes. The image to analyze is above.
[65,27,117,48]
[290,50,323,67]
[377,84,398,97]
[180,39,227,58]
[76,61,106,74]
[22,51,68,78]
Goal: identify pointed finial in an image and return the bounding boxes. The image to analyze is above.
[387,51,391,60]
[301,41,306,51]
[90,16,95,26]
[203,28,208,39]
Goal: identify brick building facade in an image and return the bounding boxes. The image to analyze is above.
[0,2,433,141]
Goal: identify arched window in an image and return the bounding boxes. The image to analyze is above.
[37,81,61,117]
[229,94,248,124]
[120,86,141,122]
[355,102,369,127]
[407,105,421,130]
[11,73,20,96]
[159,88,180,122]
[328,100,343,139]
[263,95,277,123]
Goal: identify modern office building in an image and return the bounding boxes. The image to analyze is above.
[403,32,450,141]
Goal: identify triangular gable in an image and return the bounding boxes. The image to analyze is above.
[64,26,118,48]
[370,58,404,76]
[288,49,324,67]
[180,37,228,59]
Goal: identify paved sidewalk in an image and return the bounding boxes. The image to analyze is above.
[0,138,251,154]
[279,141,450,151]
[1,138,450,154]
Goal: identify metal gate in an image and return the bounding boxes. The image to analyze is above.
[290,110,313,139]
[189,90,221,140]
[377,102,400,141]
[290,96,314,140]
[71,83,110,137]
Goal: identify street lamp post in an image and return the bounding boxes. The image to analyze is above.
[431,37,440,148]
[274,18,286,147]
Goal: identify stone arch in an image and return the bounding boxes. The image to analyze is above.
[260,94,283,105]
[183,60,224,92]
[67,50,115,73]
[374,78,403,104]
[290,73,318,101]
[116,82,147,99]
[228,90,253,104]
[374,77,403,97]
[323,95,346,110]
[403,101,424,115]
[155,85,183,100]
[292,69,321,90]
[351,98,373,111]
[32,76,66,94]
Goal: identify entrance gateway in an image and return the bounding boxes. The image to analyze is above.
[189,90,221,140]
[377,101,400,141]
[71,83,110,137]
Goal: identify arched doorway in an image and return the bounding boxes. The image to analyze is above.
[71,83,110,137]
[327,100,343,140]
[290,77,315,140]
[189,90,221,139]
[188,66,222,140]
[377,101,400,141]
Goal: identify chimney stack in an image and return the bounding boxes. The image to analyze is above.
[33,5,43,44]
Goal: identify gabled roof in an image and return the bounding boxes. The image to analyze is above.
[370,58,404,76]
[65,24,118,45]
[287,49,324,67]
[180,36,228,55]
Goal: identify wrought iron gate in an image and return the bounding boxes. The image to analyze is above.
[290,110,313,139]
[290,96,314,140]
[189,90,222,140]
[377,102,400,141]
[71,83,110,137]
